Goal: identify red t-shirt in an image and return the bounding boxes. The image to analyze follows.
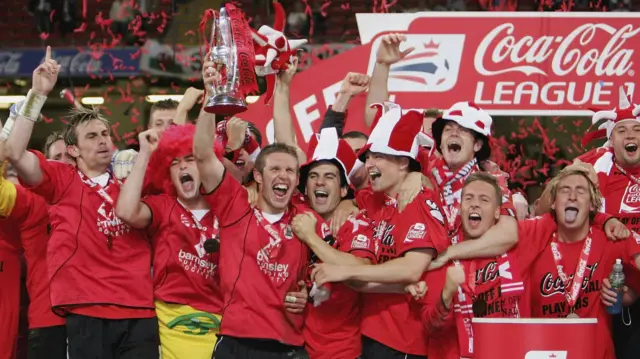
[21,151,154,318]
[202,171,325,346]
[0,233,21,359]
[7,186,65,328]
[527,223,640,359]
[422,214,558,359]
[356,187,448,356]
[304,212,378,359]
[142,194,224,314]
[579,148,640,233]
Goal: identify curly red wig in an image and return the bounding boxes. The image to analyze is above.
[144,124,225,197]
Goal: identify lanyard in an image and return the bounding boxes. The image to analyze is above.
[77,170,117,204]
[177,201,219,256]
[550,230,593,311]
[615,162,640,186]
[77,170,119,248]
[253,207,291,260]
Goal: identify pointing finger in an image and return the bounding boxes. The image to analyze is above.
[45,46,52,61]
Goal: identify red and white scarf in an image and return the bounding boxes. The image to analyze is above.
[450,233,525,357]
[431,158,479,230]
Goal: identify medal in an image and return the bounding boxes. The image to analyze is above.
[567,313,580,319]
[472,298,488,317]
[203,238,220,253]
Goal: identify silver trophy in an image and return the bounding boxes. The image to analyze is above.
[204,7,247,115]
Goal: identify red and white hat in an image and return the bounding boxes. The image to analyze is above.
[298,127,357,194]
[582,86,640,148]
[357,102,431,171]
[432,101,493,161]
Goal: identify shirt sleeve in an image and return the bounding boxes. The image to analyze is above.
[319,107,346,137]
[395,193,444,257]
[515,214,557,270]
[141,194,172,236]
[18,150,73,204]
[421,266,453,334]
[621,231,640,266]
[200,170,250,226]
[337,215,377,263]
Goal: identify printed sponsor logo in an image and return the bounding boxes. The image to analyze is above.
[351,234,370,250]
[405,223,426,243]
[178,249,217,279]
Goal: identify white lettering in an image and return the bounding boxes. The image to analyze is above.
[293,95,321,142]
[322,80,342,107]
[475,23,639,77]
[0,52,22,75]
[593,82,612,106]
[474,81,622,106]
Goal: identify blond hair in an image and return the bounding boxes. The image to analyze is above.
[548,168,602,213]
[63,107,110,147]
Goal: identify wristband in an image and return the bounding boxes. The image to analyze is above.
[0,115,16,140]
[18,90,47,122]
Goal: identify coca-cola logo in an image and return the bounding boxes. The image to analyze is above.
[53,53,102,75]
[628,184,640,195]
[539,263,598,297]
[0,52,22,75]
[475,23,639,77]
[374,221,395,247]
[475,261,499,284]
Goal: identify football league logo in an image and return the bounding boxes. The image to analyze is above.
[367,34,465,92]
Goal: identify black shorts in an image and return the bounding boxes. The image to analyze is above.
[214,335,308,359]
[66,314,159,359]
[27,325,67,359]
[361,336,425,359]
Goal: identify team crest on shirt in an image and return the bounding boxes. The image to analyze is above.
[284,225,293,240]
[351,234,370,250]
[98,201,130,237]
[405,223,426,243]
[633,231,640,245]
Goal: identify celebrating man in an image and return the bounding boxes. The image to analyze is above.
[311,103,447,358]
[194,54,325,359]
[5,46,157,358]
[291,127,377,359]
[528,167,640,359]
[115,124,224,359]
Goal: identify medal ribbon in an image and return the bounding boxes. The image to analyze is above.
[550,230,593,311]
[449,234,475,357]
[77,170,118,205]
[77,170,120,247]
[614,162,640,187]
[253,207,290,260]
[177,201,219,256]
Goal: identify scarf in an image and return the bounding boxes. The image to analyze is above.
[431,157,478,230]
[450,233,525,357]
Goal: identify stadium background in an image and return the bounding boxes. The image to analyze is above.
[0,0,638,203]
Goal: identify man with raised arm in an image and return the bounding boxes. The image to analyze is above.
[194,54,325,359]
[5,46,157,359]
[115,124,224,359]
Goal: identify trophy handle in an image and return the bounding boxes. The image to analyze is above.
[209,10,217,58]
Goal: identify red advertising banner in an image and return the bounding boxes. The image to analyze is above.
[241,13,640,152]
[473,318,597,359]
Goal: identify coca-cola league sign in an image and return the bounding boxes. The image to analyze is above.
[358,13,638,115]
[241,13,640,151]
[0,48,140,78]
